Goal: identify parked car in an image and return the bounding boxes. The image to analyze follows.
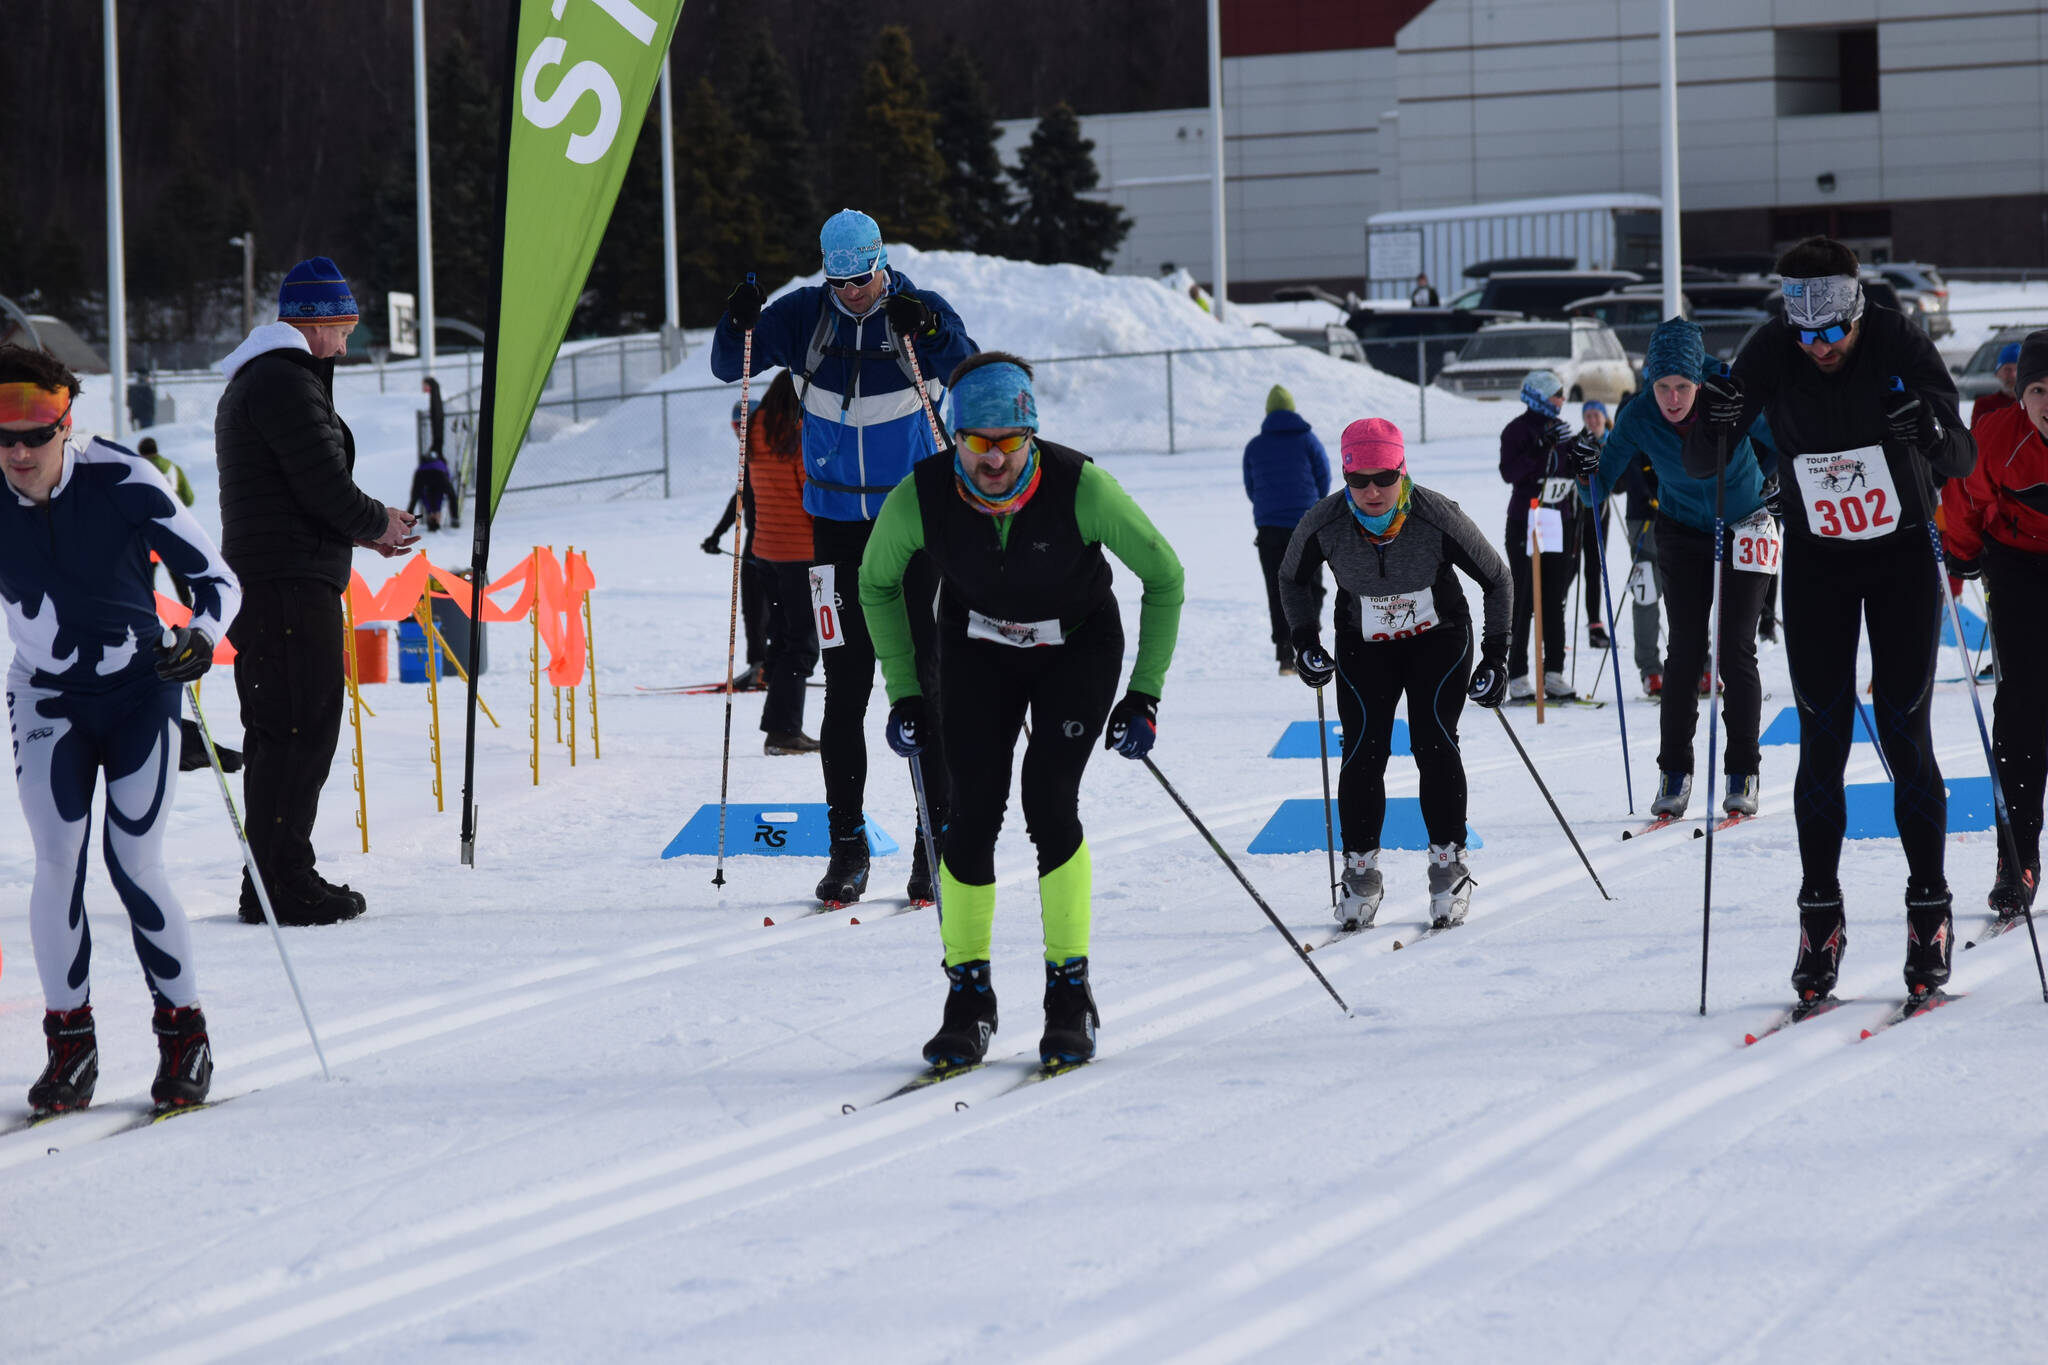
[1878,262,1952,339]
[1694,309,1772,362]
[1473,270,1645,320]
[1433,319,1637,404]
[1345,305,1524,384]
[1462,255,1577,280]
[1564,291,1691,364]
[1681,279,1782,314]
[1953,325,2045,401]
[1262,322,1367,365]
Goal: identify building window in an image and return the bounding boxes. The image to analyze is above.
[1775,26,1879,116]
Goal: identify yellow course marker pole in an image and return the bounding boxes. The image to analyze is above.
[583,558,600,760]
[529,547,541,786]
[344,591,370,851]
[426,614,498,728]
[421,598,445,811]
[552,545,564,746]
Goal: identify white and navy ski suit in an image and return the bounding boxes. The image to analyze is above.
[1,437,240,1011]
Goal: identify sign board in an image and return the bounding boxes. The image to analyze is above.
[387,291,419,358]
[1368,229,1425,283]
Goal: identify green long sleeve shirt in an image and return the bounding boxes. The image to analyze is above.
[858,459,1184,704]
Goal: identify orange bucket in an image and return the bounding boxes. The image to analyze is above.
[348,626,389,684]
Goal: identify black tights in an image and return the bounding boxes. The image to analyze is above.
[1332,625,1472,851]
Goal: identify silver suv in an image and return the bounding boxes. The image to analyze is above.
[1434,318,1637,404]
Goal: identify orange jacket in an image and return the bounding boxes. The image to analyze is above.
[747,425,813,563]
[1944,402,2048,561]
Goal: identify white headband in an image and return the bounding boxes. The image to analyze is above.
[1781,274,1865,332]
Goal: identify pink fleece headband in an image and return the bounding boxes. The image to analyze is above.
[1340,417,1405,473]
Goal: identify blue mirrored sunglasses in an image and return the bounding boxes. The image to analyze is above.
[1797,322,1851,346]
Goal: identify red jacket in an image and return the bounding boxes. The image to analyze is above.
[1943,402,2048,561]
[1970,389,2017,429]
[746,425,812,563]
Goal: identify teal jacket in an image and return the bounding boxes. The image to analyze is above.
[1587,402,1776,536]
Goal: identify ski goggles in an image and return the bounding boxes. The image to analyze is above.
[1795,321,1853,347]
[825,267,881,290]
[957,430,1034,456]
[1344,467,1404,489]
[1781,274,1863,347]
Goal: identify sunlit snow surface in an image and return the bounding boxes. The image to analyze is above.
[4,262,2043,1364]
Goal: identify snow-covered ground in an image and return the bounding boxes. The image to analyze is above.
[5,259,2045,1364]
[1938,279,2048,361]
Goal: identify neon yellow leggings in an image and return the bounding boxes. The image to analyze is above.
[939,840,1090,966]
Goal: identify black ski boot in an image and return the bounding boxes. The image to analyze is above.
[815,821,870,908]
[923,960,997,1065]
[1904,882,1954,998]
[907,830,939,906]
[1039,957,1100,1065]
[151,1004,212,1109]
[27,1005,98,1115]
[1790,887,1847,1001]
[1989,853,2040,921]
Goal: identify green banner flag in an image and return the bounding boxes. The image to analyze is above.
[486,0,685,513]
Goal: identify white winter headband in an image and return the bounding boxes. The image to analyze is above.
[1780,274,1865,332]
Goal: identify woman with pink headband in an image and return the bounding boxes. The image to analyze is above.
[1277,417,1513,931]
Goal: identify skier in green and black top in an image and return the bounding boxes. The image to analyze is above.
[859,352,1184,1068]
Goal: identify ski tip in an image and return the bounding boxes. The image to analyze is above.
[1619,830,1633,841]
[763,916,775,926]
[1742,1033,1760,1045]
[1859,1028,1874,1039]
[1692,827,1705,839]
[1391,939,1404,951]
[1303,942,1314,953]
[849,916,861,925]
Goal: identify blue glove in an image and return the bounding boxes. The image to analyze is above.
[1294,640,1335,688]
[1104,691,1158,760]
[885,697,928,758]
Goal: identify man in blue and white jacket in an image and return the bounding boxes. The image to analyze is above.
[712,210,978,907]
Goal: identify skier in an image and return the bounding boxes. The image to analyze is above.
[1577,401,1612,650]
[1499,371,1581,699]
[857,354,1183,1067]
[0,344,241,1114]
[1970,342,2021,429]
[1573,318,1778,820]
[1941,329,2048,920]
[702,396,770,693]
[745,372,821,755]
[406,449,457,533]
[1689,236,1976,1003]
[714,209,978,907]
[1242,384,1330,674]
[1281,418,1512,930]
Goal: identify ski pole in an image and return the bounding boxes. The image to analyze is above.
[1591,502,1636,811]
[1699,374,1732,1015]
[897,327,951,456]
[1587,513,1652,704]
[713,276,756,889]
[1569,513,1584,695]
[179,665,331,1081]
[908,752,943,927]
[1314,686,1341,919]
[1489,706,1610,901]
[1138,755,1351,1015]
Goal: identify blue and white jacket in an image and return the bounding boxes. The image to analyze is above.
[710,269,977,522]
[0,437,240,693]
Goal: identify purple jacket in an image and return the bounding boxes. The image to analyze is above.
[1499,408,1579,549]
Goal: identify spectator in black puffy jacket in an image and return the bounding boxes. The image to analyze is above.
[1243,384,1330,673]
[214,256,417,927]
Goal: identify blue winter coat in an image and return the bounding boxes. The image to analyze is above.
[1241,411,1331,528]
[711,269,977,522]
[1588,401,1776,537]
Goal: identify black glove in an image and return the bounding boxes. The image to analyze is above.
[700,533,723,555]
[884,292,935,339]
[726,279,765,330]
[1104,691,1158,760]
[1294,640,1335,688]
[1883,386,1925,449]
[1467,664,1508,709]
[1950,553,1982,581]
[1700,371,1745,430]
[1543,417,1573,449]
[885,697,928,758]
[1762,475,1783,519]
[155,626,213,683]
[1568,430,1603,480]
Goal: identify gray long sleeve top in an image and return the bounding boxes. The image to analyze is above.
[1277,483,1513,658]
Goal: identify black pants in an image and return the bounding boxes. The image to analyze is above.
[758,559,820,735]
[1333,624,1472,851]
[811,516,949,837]
[1506,533,1576,677]
[229,577,345,900]
[1256,524,1321,662]
[1622,517,1665,676]
[741,555,771,666]
[939,608,1122,883]
[1985,542,2048,866]
[1654,517,1770,777]
[1783,531,1946,892]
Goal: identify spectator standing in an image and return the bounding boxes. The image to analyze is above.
[1577,400,1613,649]
[747,372,821,754]
[1971,342,2021,429]
[1499,371,1581,699]
[1410,274,1440,307]
[702,396,770,692]
[1242,384,1330,674]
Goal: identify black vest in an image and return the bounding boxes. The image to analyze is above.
[911,440,1115,637]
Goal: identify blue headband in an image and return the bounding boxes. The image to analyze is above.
[948,362,1038,433]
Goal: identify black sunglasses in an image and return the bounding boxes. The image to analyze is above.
[825,268,880,290]
[1344,468,1403,489]
[0,412,69,448]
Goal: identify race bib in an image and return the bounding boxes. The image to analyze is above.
[809,564,843,651]
[1627,558,1659,605]
[1727,508,1782,575]
[1360,587,1440,643]
[1793,445,1899,541]
[1541,477,1577,507]
[966,609,1063,648]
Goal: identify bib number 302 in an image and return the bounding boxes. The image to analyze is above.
[1793,445,1899,542]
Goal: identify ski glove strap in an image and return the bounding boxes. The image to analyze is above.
[1104,691,1158,760]
[155,627,213,683]
[886,697,928,758]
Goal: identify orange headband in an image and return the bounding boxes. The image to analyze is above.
[0,383,70,425]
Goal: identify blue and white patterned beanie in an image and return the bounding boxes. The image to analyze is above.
[820,209,888,279]
[1520,370,1563,415]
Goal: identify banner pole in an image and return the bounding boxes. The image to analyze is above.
[530,547,541,786]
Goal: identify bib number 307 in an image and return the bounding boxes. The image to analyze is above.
[1728,508,1781,574]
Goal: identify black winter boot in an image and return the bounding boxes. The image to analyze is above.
[1790,887,1847,1001]
[1904,882,1954,997]
[815,813,871,907]
[151,1005,213,1109]
[907,831,939,906]
[28,1006,98,1115]
[923,960,998,1065]
[1039,957,1100,1065]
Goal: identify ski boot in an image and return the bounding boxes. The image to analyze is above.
[1641,671,1663,698]
[1542,670,1573,700]
[815,821,871,908]
[923,960,998,1066]
[1040,957,1100,1065]
[27,1005,98,1115]
[1723,774,1759,817]
[1508,675,1536,702]
[1336,850,1383,931]
[1588,622,1610,650]
[1650,771,1692,819]
[1904,882,1954,998]
[150,1004,212,1109]
[1790,887,1847,1001]
[906,829,938,906]
[1426,842,1475,929]
[762,730,821,756]
[1989,853,2040,922]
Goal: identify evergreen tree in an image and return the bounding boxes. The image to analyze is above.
[577,96,667,336]
[833,27,952,249]
[929,43,1011,257]
[426,32,499,332]
[719,18,818,288]
[1008,103,1131,271]
[674,78,769,326]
